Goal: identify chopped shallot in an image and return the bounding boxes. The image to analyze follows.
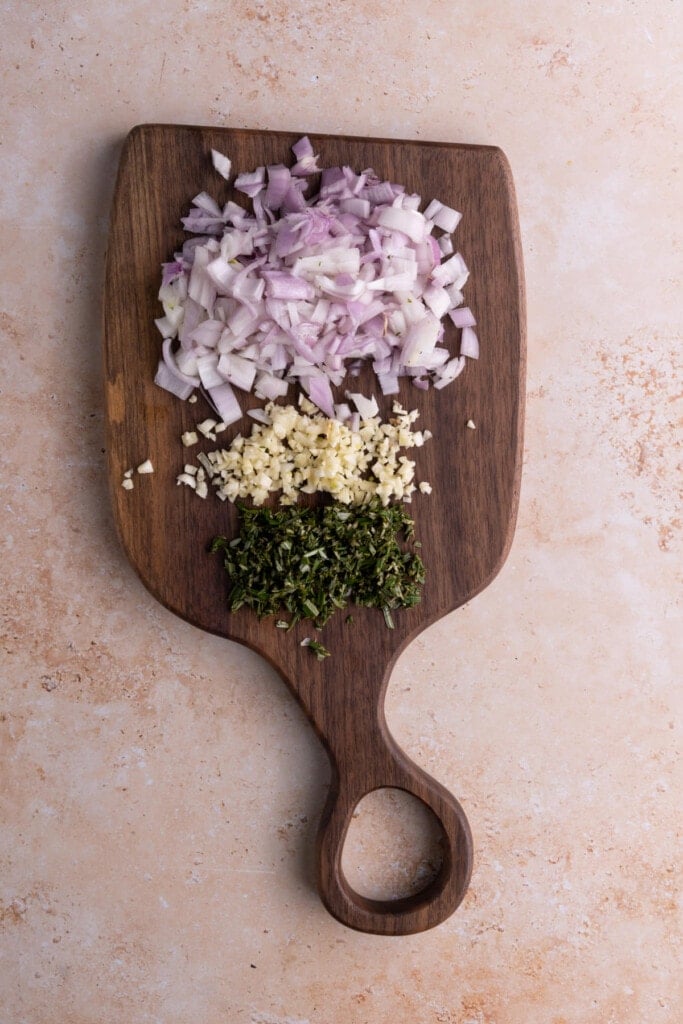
[211,149,232,180]
[154,137,478,419]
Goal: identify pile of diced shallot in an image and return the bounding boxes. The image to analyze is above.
[154,137,478,426]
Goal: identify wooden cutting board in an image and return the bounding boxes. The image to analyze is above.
[103,124,525,934]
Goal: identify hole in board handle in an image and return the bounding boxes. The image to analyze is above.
[340,787,445,901]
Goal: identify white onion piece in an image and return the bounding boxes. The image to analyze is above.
[206,255,238,291]
[161,337,199,385]
[376,206,426,243]
[254,372,289,401]
[460,326,480,359]
[423,199,442,220]
[402,314,440,367]
[449,306,477,329]
[378,372,400,396]
[304,374,335,418]
[433,356,466,389]
[192,191,223,217]
[432,204,462,233]
[234,167,265,197]
[294,249,361,278]
[175,348,200,378]
[418,348,450,370]
[190,319,224,347]
[155,315,177,339]
[206,382,242,425]
[155,360,195,400]
[445,284,465,307]
[211,149,232,180]
[431,252,468,288]
[423,284,451,320]
[437,234,454,257]
[196,354,225,390]
[217,353,258,391]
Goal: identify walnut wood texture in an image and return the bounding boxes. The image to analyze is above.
[103,124,525,934]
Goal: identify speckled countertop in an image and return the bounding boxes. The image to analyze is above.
[1,2,681,1022]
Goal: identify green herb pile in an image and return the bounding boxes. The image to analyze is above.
[211,499,425,630]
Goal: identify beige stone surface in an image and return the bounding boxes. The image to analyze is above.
[1,1,681,1021]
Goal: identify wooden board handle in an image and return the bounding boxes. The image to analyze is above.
[314,699,473,935]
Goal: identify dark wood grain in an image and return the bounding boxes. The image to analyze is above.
[103,124,525,934]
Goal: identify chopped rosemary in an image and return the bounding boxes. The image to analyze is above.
[211,499,425,629]
[301,638,331,660]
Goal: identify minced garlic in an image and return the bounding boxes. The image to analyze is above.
[178,398,432,507]
[197,418,218,440]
